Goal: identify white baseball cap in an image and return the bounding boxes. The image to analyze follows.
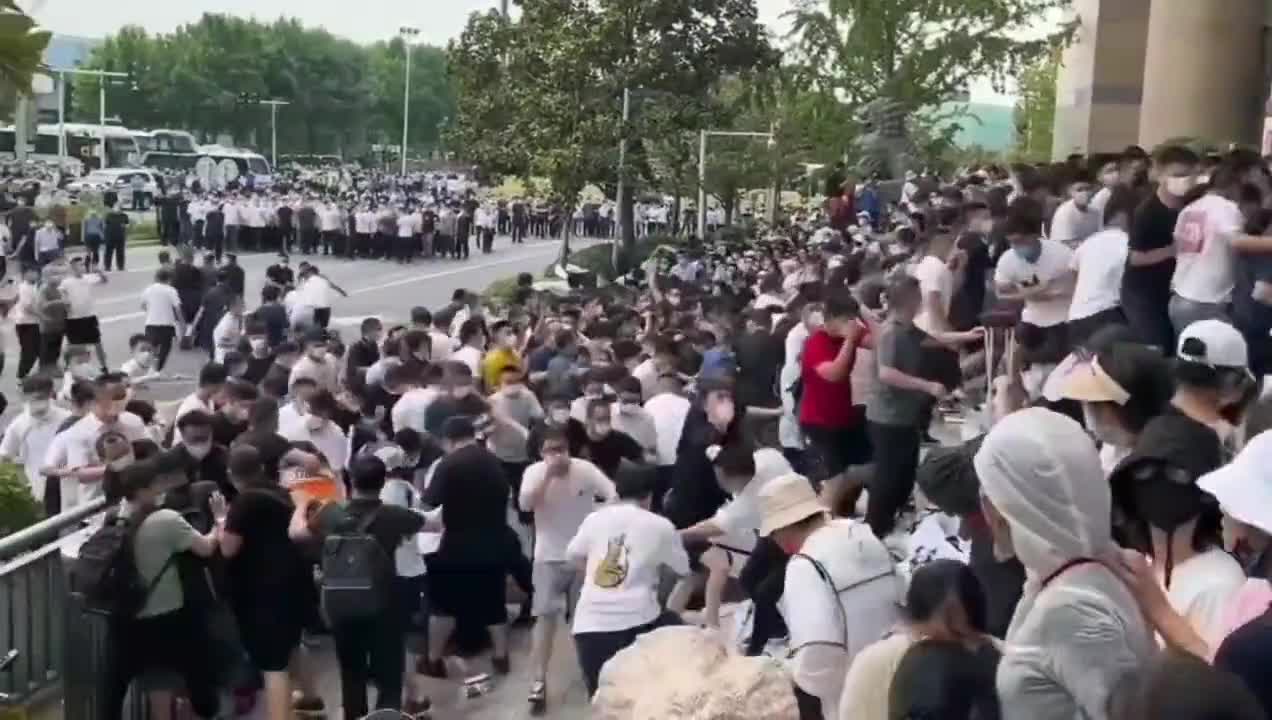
[1198,430,1272,534]
[1177,319,1249,369]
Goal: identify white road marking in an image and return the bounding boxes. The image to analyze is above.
[97,244,564,326]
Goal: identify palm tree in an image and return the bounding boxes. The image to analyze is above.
[0,0,51,95]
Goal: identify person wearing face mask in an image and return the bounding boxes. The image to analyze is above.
[58,344,98,404]
[757,472,900,720]
[0,375,70,516]
[974,407,1153,720]
[1048,170,1103,249]
[172,362,228,446]
[279,389,349,478]
[1066,188,1140,346]
[1122,145,1201,353]
[994,198,1076,394]
[609,376,657,463]
[239,323,275,386]
[570,368,615,423]
[451,318,487,379]
[481,321,523,392]
[119,333,162,386]
[345,317,383,393]
[159,409,232,510]
[1088,156,1124,218]
[422,362,492,438]
[212,380,258,447]
[529,392,590,464]
[576,399,642,480]
[289,328,339,394]
[488,366,544,516]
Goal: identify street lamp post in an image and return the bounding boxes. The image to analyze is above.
[52,68,128,168]
[257,100,290,168]
[400,26,420,176]
[696,129,775,240]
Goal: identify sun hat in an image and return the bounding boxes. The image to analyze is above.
[1198,430,1272,534]
[758,473,826,536]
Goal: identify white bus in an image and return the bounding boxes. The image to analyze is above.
[196,145,273,188]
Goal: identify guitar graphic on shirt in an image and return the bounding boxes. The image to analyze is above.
[593,534,629,588]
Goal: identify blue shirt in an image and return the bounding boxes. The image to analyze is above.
[83,215,105,238]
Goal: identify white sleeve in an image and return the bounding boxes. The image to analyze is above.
[518,463,546,512]
[659,520,691,576]
[584,460,617,501]
[1049,205,1077,241]
[783,556,847,709]
[380,480,410,508]
[42,432,68,469]
[914,258,943,296]
[1219,202,1246,237]
[994,253,1016,286]
[0,420,23,461]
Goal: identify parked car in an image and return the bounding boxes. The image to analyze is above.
[66,168,161,210]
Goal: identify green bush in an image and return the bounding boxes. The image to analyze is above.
[483,233,688,303]
[0,464,42,536]
[484,275,522,306]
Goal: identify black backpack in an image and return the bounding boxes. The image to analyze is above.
[70,509,174,619]
[318,506,392,625]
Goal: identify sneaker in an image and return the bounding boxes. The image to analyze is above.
[492,655,511,675]
[528,681,547,715]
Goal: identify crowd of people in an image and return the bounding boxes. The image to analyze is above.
[3,140,1272,720]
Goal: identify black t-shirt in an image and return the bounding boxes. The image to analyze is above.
[1123,193,1180,299]
[103,211,129,244]
[233,429,292,482]
[224,486,309,597]
[735,329,783,408]
[242,353,275,385]
[577,430,643,478]
[172,262,205,298]
[266,265,295,287]
[341,497,426,558]
[950,233,993,330]
[256,304,289,347]
[421,444,509,557]
[211,414,248,447]
[204,209,224,238]
[1214,609,1272,719]
[423,394,489,436]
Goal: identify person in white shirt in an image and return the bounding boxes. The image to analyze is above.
[566,462,689,697]
[393,206,417,263]
[289,329,341,394]
[223,197,241,253]
[319,202,344,256]
[212,296,245,363]
[61,256,108,370]
[140,267,186,372]
[387,365,440,436]
[172,362,228,445]
[519,429,616,708]
[33,220,61,266]
[296,266,347,330]
[1048,172,1103,248]
[1,375,71,514]
[995,198,1076,391]
[610,378,658,462]
[680,445,792,628]
[1089,157,1123,218]
[279,389,349,472]
[450,318,485,377]
[644,375,690,513]
[42,374,149,509]
[759,473,901,720]
[119,333,162,386]
[1170,162,1272,337]
[1068,187,1136,345]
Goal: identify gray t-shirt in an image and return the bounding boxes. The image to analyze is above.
[487,390,544,463]
[126,507,197,618]
[866,319,928,426]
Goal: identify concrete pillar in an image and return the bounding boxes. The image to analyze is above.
[1139,0,1267,148]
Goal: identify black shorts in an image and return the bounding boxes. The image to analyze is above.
[65,316,101,345]
[802,420,872,477]
[425,556,508,627]
[1017,320,1069,365]
[234,601,305,672]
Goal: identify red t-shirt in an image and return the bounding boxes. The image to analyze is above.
[798,327,865,428]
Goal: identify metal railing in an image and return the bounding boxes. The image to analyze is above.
[0,498,107,710]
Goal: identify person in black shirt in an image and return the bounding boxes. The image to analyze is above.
[266,254,296,289]
[346,317,383,392]
[221,253,245,299]
[291,454,430,718]
[527,393,588,461]
[7,196,35,266]
[161,410,231,509]
[232,397,294,482]
[220,446,323,717]
[241,320,275,385]
[212,379,256,447]
[102,203,130,271]
[276,204,295,254]
[949,201,995,332]
[1122,145,1200,353]
[171,247,205,325]
[260,341,300,400]
[421,416,515,677]
[734,309,784,412]
[423,363,491,436]
[204,202,225,262]
[577,398,643,478]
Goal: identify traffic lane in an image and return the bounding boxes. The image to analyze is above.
[85,238,574,405]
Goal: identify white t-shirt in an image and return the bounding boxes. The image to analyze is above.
[280,416,349,471]
[140,283,182,327]
[519,458,616,563]
[566,502,690,634]
[391,387,439,435]
[299,275,337,309]
[380,478,428,577]
[212,313,241,362]
[994,239,1074,328]
[429,330,453,362]
[781,519,902,720]
[1172,193,1245,304]
[710,449,792,560]
[910,254,953,334]
[43,411,148,507]
[1048,198,1102,248]
[644,393,690,467]
[1068,228,1128,321]
[451,345,483,377]
[0,406,72,501]
[60,274,105,319]
[1163,547,1247,643]
[396,214,417,239]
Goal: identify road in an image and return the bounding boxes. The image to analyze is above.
[0,235,580,411]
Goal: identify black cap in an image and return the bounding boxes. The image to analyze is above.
[1111,413,1223,486]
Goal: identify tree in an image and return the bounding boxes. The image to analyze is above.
[0,0,50,95]
[1013,50,1059,162]
[786,0,1071,115]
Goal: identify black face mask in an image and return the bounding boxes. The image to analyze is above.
[1125,464,1213,587]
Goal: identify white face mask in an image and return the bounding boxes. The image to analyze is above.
[1101,171,1121,187]
[135,351,154,367]
[1164,175,1196,197]
[308,349,327,362]
[1072,191,1092,207]
[250,338,268,353]
[26,399,50,417]
[185,442,212,460]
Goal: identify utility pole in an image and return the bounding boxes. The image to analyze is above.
[257,100,290,168]
[52,67,128,168]
[400,26,420,176]
[613,87,630,269]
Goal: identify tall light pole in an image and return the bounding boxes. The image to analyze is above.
[400,26,420,176]
[257,100,290,168]
[614,87,630,266]
[52,67,128,167]
[697,129,775,240]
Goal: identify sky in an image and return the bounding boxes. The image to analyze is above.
[22,0,1018,103]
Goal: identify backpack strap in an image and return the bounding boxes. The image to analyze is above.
[139,553,177,609]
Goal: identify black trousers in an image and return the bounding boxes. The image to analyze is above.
[206,233,225,263]
[739,537,788,656]
[481,228,494,253]
[866,421,921,538]
[102,609,220,720]
[145,324,177,371]
[313,307,332,329]
[300,229,319,254]
[574,612,681,697]
[103,237,125,271]
[15,323,39,378]
[331,616,405,719]
[511,219,527,243]
[38,327,63,369]
[453,233,470,259]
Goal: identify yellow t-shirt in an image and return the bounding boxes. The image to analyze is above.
[481,347,521,391]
